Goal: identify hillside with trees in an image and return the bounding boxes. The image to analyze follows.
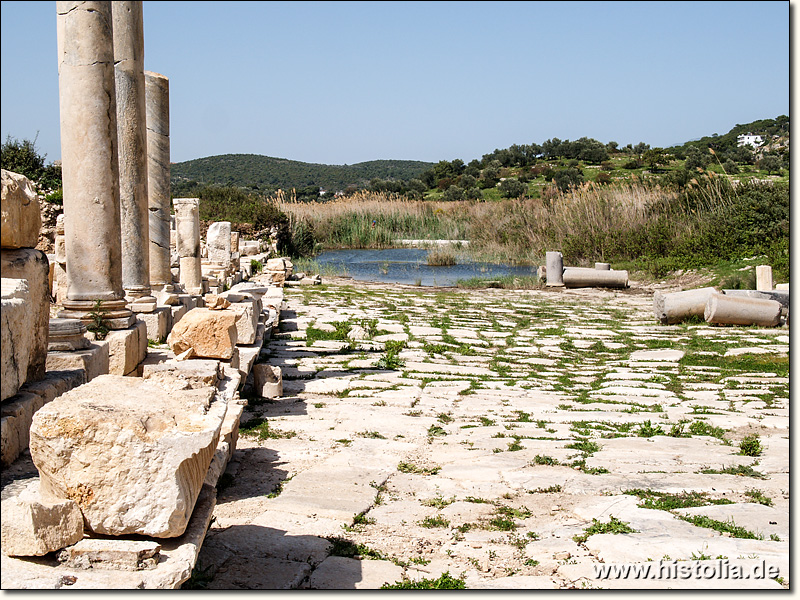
[170,154,434,199]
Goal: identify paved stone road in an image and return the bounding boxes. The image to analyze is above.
[196,278,789,589]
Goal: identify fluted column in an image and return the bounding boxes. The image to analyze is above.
[145,70,172,292]
[173,198,203,295]
[56,0,133,328]
[113,1,155,311]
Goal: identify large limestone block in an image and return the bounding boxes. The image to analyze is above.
[1,249,50,387]
[29,375,227,538]
[1,480,84,557]
[167,307,238,360]
[1,169,41,249]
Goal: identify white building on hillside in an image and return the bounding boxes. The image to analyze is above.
[737,133,764,148]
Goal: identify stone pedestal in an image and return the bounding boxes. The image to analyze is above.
[174,198,203,295]
[145,70,172,292]
[56,0,133,329]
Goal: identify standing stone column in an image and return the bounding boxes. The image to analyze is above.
[56,1,133,329]
[173,198,203,295]
[545,251,564,287]
[113,1,155,311]
[145,70,172,292]
[755,265,773,292]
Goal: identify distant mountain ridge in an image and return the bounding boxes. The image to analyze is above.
[170,153,434,194]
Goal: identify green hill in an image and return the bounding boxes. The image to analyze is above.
[170,153,434,194]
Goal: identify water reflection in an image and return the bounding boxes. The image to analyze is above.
[314,248,535,287]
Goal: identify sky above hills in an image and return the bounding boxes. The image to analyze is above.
[0,1,790,166]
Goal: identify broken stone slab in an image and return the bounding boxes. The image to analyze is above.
[1,169,41,249]
[253,363,282,399]
[48,318,90,352]
[563,267,629,289]
[594,262,611,270]
[167,307,238,360]
[722,289,789,309]
[705,292,781,327]
[1,479,84,557]
[141,358,222,391]
[545,251,564,287]
[653,287,717,325]
[58,539,161,571]
[1,249,51,397]
[29,375,227,538]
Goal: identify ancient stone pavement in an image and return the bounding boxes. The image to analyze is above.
[197,277,789,590]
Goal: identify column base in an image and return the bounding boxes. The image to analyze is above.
[58,299,135,330]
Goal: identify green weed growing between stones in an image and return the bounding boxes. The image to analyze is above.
[739,434,763,457]
[574,516,637,543]
[623,489,733,510]
[380,571,466,589]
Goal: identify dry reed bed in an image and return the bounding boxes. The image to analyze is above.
[275,182,721,264]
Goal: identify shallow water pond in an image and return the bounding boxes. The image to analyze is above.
[314,248,535,287]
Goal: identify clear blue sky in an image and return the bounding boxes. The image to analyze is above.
[0,1,790,166]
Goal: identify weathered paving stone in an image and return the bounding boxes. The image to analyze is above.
[189,277,788,589]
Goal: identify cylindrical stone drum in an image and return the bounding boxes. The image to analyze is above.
[653,287,716,325]
[704,293,781,327]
